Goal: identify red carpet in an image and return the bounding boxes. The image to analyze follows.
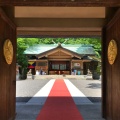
[36,79,83,120]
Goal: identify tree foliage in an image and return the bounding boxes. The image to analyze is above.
[17,39,28,79]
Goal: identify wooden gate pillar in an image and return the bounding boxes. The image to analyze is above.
[102,8,120,120]
[0,7,16,120]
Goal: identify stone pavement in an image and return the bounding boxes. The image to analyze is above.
[15,75,105,120]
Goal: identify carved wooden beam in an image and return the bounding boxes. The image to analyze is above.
[0,0,120,7]
[17,31,101,38]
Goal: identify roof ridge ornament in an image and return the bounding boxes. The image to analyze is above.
[58,42,61,45]
[57,42,62,48]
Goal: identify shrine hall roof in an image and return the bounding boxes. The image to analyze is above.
[24,44,96,56]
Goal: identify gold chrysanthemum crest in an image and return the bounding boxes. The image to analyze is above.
[3,39,13,64]
[108,40,117,65]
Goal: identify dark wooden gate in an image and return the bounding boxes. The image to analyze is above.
[0,8,16,120]
[102,8,120,120]
[0,1,120,120]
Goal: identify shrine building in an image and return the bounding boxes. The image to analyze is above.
[24,43,97,75]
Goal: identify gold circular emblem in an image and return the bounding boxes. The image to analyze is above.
[108,40,117,65]
[3,39,13,64]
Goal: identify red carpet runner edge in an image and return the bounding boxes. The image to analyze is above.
[36,79,83,120]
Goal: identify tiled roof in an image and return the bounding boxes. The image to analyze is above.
[24,44,96,55]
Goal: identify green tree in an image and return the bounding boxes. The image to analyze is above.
[17,38,28,79]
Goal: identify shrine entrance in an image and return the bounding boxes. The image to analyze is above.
[0,1,120,120]
[49,61,70,75]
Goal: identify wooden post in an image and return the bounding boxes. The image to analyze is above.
[0,7,16,120]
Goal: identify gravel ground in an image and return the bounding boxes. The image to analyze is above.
[16,75,102,103]
[69,79,102,103]
[16,79,50,102]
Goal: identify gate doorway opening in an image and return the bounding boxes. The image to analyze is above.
[1,4,120,120]
[16,37,103,120]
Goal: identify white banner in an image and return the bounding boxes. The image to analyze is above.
[74,63,80,66]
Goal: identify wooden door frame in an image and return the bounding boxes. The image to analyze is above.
[0,1,120,6]
[102,8,120,119]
